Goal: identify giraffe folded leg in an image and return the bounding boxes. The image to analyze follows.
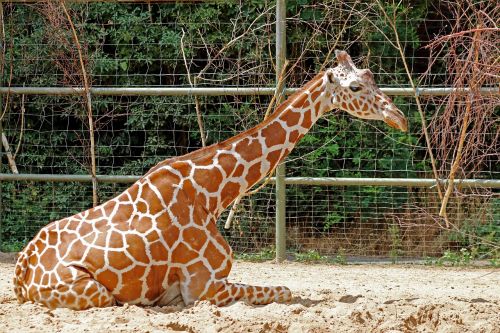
[177,227,292,307]
[213,282,292,306]
[18,263,116,310]
[179,261,292,306]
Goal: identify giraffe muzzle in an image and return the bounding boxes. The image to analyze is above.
[382,107,408,132]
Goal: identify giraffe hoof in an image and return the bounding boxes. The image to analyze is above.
[276,287,293,303]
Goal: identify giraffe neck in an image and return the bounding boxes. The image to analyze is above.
[146,73,329,217]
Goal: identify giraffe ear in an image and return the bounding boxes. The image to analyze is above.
[335,50,355,69]
[360,68,374,81]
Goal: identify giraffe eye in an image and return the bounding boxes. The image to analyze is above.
[349,84,362,93]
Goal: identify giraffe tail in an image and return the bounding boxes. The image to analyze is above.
[13,246,31,304]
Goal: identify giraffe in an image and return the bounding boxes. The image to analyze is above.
[13,50,407,310]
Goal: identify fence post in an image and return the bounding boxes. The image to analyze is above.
[275,0,287,262]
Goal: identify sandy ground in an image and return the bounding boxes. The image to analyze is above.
[0,253,498,333]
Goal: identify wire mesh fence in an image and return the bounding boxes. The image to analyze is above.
[0,1,498,262]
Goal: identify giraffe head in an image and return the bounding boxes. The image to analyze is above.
[322,50,408,132]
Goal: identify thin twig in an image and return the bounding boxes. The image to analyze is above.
[0,3,14,123]
[195,6,275,82]
[264,59,289,119]
[60,1,98,207]
[1,132,18,174]
[0,3,18,174]
[439,28,481,217]
[320,0,360,71]
[181,28,206,147]
[425,27,499,49]
[375,0,446,226]
[13,94,25,159]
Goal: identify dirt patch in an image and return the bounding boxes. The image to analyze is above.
[0,258,499,332]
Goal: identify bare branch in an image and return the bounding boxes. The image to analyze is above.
[59,1,99,207]
[374,0,446,224]
[181,28,206,147]
[1,132,18,174]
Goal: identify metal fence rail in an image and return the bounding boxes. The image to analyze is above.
[1,173,500,188]
[0,86,498,96]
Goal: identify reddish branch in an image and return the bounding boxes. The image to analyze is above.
[422,0,499,226]
[425,27,500,49]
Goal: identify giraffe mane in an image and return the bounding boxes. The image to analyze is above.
[144,72,325,177]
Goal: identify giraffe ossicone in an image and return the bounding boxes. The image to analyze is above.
[13,50,407,310]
